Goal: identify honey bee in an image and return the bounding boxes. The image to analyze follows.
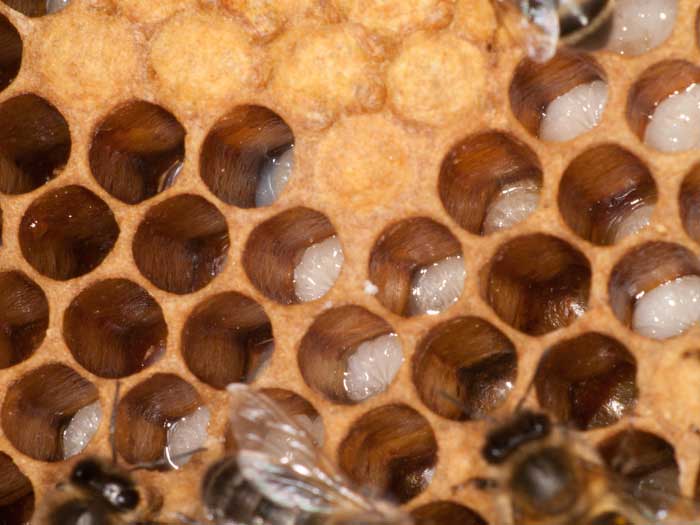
[199,384,412,525]
[495,0,616,61]
[476,409,700,525]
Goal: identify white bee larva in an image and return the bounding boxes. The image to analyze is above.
[165,405,210,468]
[613,204,654,243]
[606,0,677,56]
[482,180,540,234]
[293,235,344,302]
[344,333,404,402]
[293,414,325,446]
[255,146,294,207]
[408,255,465,316]
[644,84,700,153]
[539,80,608,142]
[633,275,700,340]
[46,0,70,14]
[62,401,102,459]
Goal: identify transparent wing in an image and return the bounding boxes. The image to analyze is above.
[517,0,560,62]
[227,383,408,522]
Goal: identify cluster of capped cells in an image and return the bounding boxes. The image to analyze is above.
[1,0,700,523]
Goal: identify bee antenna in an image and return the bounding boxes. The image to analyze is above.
[128,447,207,472]
[110,381,121,466]
[438,391,498,425]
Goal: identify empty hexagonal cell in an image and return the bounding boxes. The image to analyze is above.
[680,162,700,243]
[1,363,99,461]
[0,452,34,525]
[181,292,274,390]
[133,194,229,294]
[535,332,637,430]
[63,279,167,378]
[598,429,680,515]
[558,144,656,245]
[510,50,607,142]
[115,373,207,465]
[411,501,486,525]
[243,207,341,304]
[368,217,464,316]
[627,61,700,153]
[0,14,21,93]
[298,305,402,404]
[483,234,591,335]
[609,242,700,340]
[439,131,542,235]
[89,100,185,205]
[413,316,517,420]
[19,185,119,280]
[0,271,48,369]
[201,105,294,208]
[338,404,437,503]
[0,94,70,195]
[260,388,324,446]
[1,0,70,16]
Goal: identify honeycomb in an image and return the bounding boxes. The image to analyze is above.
[0,0,699,523]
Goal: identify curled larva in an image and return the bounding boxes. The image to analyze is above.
[644,84,700,153]
[633,275,700,340]
[62,401,102,459]
[409,255,465,316]
[293,235,344,302]
[255,145,294,207]
[539,80,608,142]
[483,180,540,234]
[344,333,403,402]
[46,0,71,14]
[606,0,677,56]
[165,405,210,468]
[613,204,654,243]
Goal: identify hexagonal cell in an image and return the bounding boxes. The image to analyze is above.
[181,292,273,389]
[626,60,700,153]
[201,105,295,208]
[413,316,516,420]
[89,100,185,205]
[680,162,700,243]
[243,207,341,304]
[483,234,591,335]
[261,388,324,446]
[0,94,70,195]
[368,217,464,316]
[411,501,486,525]
[115,373,205,464]
[439,131,542,236]
[338,404,437,503]
[19,185,119,281]
[63,279,167,378]
[0,452,34,525]
[598,429,680,515]
[1,363,98,461]
[298,305,402,404]
[133,194,229,294]
[509,50,607,142]
[558,144,656,245]
[535,332,637,430]
[0,14,21,93]
[1,0,70,16]
[0,271,48,369]
[609,242,700,340]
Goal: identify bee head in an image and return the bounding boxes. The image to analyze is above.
[70,458,140,512]
[481,410,551,464]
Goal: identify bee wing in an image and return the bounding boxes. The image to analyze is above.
[227,384,393,517]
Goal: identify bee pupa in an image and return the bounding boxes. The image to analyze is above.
[61,401,102,459]
[344,333,404,402]
[293,235,344,302]
[408,255,465,316]
[633,275,700,340]
[539,80,608,142]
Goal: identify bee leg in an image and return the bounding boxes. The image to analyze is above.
[451,476,500,495]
